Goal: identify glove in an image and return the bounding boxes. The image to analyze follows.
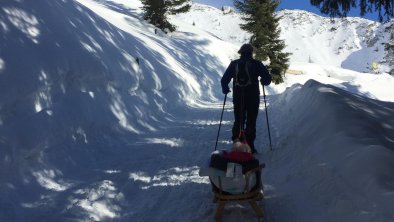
[222,87,230,94]
[260,78,265,86]
[260,76,272,86]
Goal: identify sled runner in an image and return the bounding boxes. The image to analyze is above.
[199,151,265,221]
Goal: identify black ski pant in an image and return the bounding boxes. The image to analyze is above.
[231,86,260,152]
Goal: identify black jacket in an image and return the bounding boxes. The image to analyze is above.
[221,55,271,94]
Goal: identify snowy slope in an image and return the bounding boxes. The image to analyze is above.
[170,3,250,47]
[264,80,394,222]
[0,0,393,221]
[172,5,393,73]
[0,0,223,220]
[279,10,392,73]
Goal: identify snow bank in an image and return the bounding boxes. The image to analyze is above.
[263,79,394,221]
[265,62,394,103]
[0,0,223,220]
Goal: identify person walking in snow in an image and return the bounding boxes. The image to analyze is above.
[221,43,272,154]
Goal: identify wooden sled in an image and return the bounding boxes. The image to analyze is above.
[212,163,265,221]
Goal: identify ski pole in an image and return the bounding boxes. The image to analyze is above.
[214,94,227,151]
[262,85,273,151]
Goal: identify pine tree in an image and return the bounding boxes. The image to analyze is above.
[234,0,290,84]
[310,0,394,21]
[141,0,191,33]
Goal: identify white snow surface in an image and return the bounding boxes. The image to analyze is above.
[0,0,393,221]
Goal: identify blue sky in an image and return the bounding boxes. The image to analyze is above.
[193,0,380,21]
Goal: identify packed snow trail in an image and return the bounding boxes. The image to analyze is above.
[114,103,271,222]
[39,103,270,222]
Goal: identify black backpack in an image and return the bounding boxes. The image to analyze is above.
[234,60,252,87]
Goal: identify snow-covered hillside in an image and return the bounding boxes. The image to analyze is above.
[173,4,393,73]
[0,0,393,221]
[0,0,228,219]
[279,10,392,73]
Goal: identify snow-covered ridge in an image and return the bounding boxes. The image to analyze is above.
[172,4,393,73]
[278,9,391,72]
[265,79,394,221]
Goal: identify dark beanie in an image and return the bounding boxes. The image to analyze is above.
[238,44,254,54]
